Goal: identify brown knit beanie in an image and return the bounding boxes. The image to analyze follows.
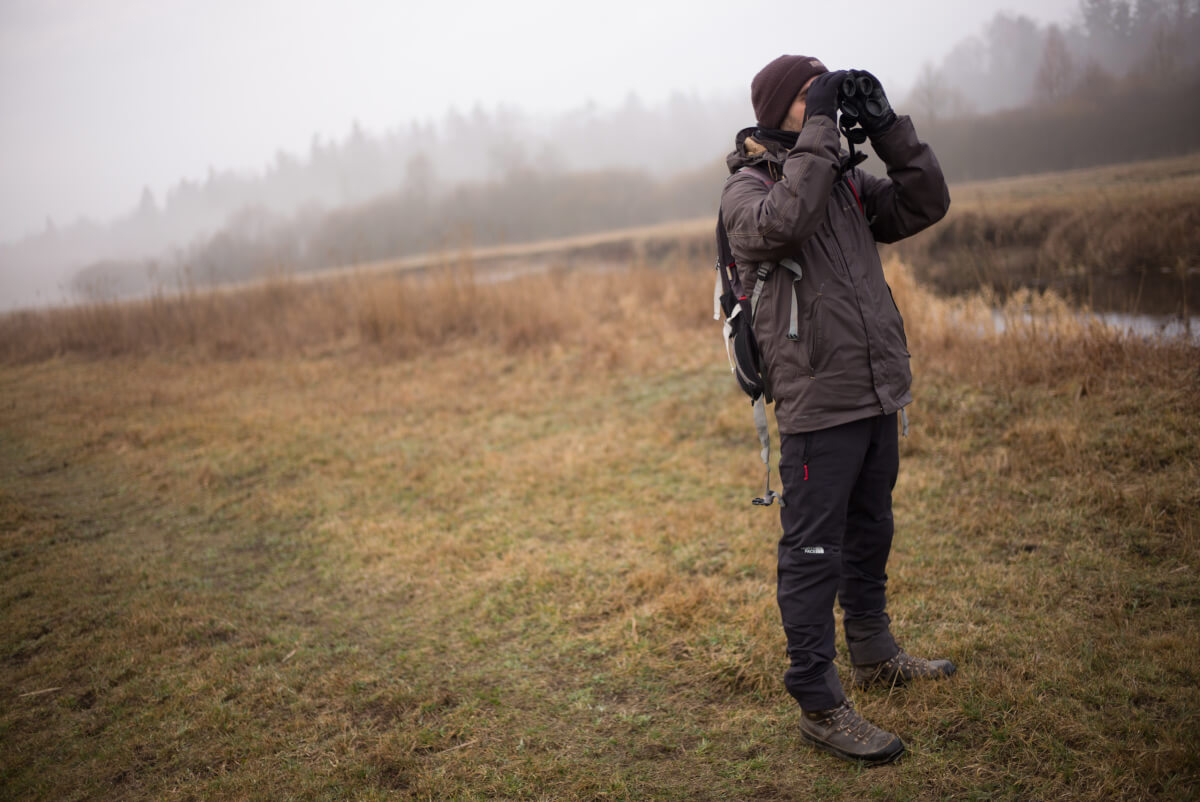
[751,55,828,129]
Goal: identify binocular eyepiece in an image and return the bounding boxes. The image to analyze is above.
[840,74,876,100]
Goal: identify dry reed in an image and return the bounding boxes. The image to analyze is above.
[4,247,1196,412]
[0,253,711,365]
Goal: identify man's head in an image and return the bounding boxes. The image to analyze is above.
[751,55,828,131]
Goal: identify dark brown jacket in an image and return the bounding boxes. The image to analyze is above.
[721,114,949,434]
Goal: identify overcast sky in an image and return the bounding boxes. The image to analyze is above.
[0,0,1081,243]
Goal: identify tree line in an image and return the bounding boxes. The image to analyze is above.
[5,0,1199,307]
[909,0,1200,120]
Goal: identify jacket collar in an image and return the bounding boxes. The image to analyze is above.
[726,124,864,178]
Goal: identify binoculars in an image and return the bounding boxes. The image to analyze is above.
[839,73,888,120]
[837,70,887,145]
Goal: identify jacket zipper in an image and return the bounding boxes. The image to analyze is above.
[827,181,880,390]
[808,293,822,377]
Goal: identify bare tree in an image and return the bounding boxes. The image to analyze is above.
[403,152,434,203]
[1074,60,1120,99]
[909,63,950,122]
[1142,22,1181,81]
[906,62,974,122]
[1036,24,1076,99]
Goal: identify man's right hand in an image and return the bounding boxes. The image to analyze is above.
[804,70,847,123]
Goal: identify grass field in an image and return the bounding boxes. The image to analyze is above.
[2,166,1199,799]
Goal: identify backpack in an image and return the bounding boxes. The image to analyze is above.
[713,187,803,508]
[714,208,770,405]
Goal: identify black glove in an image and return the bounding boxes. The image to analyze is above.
[838,70,896,136]
[803,70,848,124]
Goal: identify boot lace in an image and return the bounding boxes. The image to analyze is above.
[827,702,885,744]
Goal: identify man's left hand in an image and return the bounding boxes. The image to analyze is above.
[845,70,896,137]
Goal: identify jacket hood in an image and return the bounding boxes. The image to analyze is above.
[726,126,787,175]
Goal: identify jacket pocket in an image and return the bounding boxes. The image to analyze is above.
[886,284,909,354]
[806,293,824,375]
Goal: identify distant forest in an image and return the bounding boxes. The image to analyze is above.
[4,0,1198,306]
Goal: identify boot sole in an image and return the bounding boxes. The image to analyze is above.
[800,730,906,766]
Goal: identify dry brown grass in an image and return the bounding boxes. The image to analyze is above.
[1,193,1198,800]
[0,239,710,365]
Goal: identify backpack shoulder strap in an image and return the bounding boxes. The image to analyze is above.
[715,208,735,281]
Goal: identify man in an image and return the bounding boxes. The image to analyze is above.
[720,55,954,765]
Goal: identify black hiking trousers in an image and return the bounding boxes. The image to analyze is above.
[777,413,901,711]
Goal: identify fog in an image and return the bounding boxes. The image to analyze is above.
[6,0,1195,311]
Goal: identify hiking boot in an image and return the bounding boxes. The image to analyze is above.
[799,699,905,766]
[853,649,957,690]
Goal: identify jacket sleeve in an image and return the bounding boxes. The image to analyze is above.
[854,115,951,244]
[720,116,843,264]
